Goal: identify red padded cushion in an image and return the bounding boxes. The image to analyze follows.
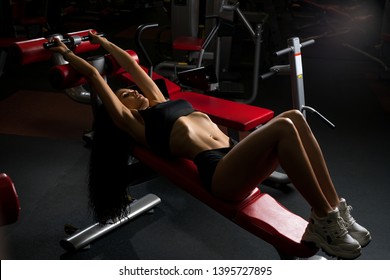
[104,50,139,77]
[132,145,317,258]
[236,194,317,258]
[13,37,52,65]
[0,173,21,226]
[0,37,27,48]
[170,91,274,131]
[49,64,86,89]
[132,145,259,218]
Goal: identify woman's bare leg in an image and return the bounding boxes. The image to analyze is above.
[277,110,340,208]
[212,113,333,217]
[212,110,366,258]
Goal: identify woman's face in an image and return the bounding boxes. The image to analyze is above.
[115,88,149,110]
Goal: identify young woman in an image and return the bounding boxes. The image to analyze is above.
[49,32,370,259]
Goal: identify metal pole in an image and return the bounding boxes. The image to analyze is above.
[60,194,161,251]
[246,24,262,104]
[288,37,306,116]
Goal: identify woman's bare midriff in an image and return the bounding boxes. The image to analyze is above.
[169,111,231,159]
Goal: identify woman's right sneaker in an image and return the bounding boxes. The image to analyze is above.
[302,208,361,259]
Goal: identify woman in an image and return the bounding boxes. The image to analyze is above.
[50,32,370,259]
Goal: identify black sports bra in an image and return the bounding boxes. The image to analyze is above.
[138,99,195,157]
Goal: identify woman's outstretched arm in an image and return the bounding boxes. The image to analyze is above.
[49,39,143,139]
[89,32,166,103]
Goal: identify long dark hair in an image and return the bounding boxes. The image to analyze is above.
[88,104,134,223]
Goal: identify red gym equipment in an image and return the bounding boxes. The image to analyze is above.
[10,29,319,259]
[0,173,21,226]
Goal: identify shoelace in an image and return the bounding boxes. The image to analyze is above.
[341,205,356,227]
[327,216,348,237]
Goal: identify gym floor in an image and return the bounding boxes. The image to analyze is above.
[1,2,390,260]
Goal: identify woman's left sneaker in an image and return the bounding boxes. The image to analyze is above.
[338,198,371,247]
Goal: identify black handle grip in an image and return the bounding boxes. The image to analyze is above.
[43,38,72,49]
[260,71,277,80]
[81,32,105,42]
[43,33,105,49]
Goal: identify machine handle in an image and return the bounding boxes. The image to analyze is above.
[135,23,159,77]
[260,71,277,80]
[260,65,290,79]
[221,0,239,12]
[302,106,336,129]
[274,39,316,56]
[43,33,105,49]
[274,47,293,57]
[301,39,315,48]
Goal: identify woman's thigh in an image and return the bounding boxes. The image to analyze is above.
[211,117,291,201]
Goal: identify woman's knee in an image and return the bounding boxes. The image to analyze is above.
[278,109,311,133]
[272,116,298,135]
[280,109,305,123]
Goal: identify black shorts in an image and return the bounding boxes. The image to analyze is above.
[193,139,237,190]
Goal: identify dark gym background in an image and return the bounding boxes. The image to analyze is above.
[1,0,389,260]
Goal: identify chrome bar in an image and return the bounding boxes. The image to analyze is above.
[60,194,161,251]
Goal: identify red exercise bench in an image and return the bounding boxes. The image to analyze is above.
[132,145,317,259]
[48,49,318,259]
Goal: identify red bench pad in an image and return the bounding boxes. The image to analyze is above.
[133,145,246,217]
[236,194,317,258]
[0,37,27,48]
[132,145,317,258]
[170,91,274,131]
[0,173,21,226]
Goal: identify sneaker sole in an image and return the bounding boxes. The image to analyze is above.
[351,233,372,248]
[360,236,371,248]
[302,234,361,260]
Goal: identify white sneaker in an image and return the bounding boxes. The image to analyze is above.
[338,198,371,247]
[302,208,361,259]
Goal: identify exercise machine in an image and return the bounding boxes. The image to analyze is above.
[11,29,101,103]
[261,37,335,128]
[0,173,21,227]
[261,36,335,184]
[15,31,322,258]
[156,0,267,103]
[47,43,321,259]
[45,30,106,104]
